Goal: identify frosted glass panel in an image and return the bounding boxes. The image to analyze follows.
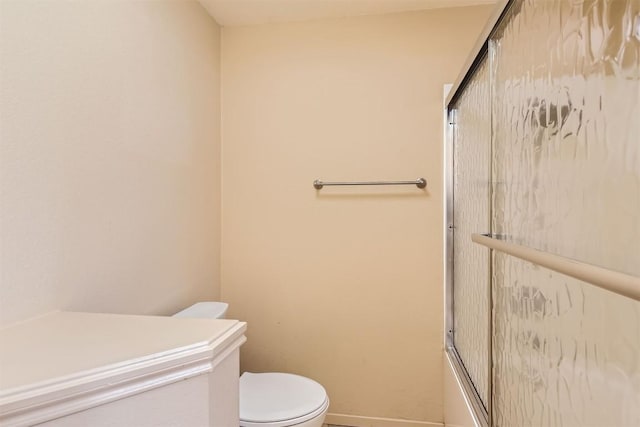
[492,0,640,276]
[452,57,491,407]
[491,1,640,426]
[493,253,640,426]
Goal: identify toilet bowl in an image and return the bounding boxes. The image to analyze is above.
[240,372,328,427]
[173,302,329,427]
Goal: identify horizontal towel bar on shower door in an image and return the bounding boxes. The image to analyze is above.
[313,178,427,190]
[471,233,640,302]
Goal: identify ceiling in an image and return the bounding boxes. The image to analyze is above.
[198,0,497,27]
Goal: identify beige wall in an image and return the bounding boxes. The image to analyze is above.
[220,6,492,424]
[0,0,222,326]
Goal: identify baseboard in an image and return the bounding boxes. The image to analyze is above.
[325,413,443,427]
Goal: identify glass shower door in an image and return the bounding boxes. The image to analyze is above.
[490,1,640,425]
[447,1,640,425]
[450,55,492,412]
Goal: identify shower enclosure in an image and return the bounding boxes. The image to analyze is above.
[445,1,640,426]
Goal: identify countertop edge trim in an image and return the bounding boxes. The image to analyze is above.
[0,322,247,426]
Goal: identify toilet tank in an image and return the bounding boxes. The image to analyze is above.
[173,302,229,319]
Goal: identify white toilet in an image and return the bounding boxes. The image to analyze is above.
[173,302,329,427]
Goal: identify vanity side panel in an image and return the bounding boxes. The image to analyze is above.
[210,347,241,426]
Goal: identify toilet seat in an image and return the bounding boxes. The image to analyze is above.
[239,372,329,427]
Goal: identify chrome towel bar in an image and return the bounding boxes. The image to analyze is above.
[313,178,427,190]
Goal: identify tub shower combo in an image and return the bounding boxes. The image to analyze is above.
[444,0,640,426]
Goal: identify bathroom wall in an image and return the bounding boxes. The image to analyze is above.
[220,5,493,425]
[0,0,222,326]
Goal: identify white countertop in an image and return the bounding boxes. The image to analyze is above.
[0,311,244,392]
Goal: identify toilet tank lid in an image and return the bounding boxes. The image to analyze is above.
[240,372,328,423]
[173,302,229,319]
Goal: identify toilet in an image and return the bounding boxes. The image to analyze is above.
[173,302,329,427]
